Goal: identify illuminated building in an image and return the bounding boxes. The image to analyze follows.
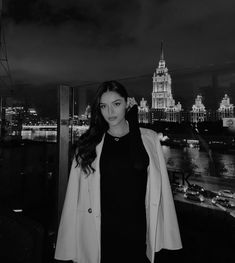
[151,41,182,123]
[23,107,38,124]
[79,104,91,125]
[84,104,91,119]
[165,102,182,122]
[138,98,149,123]
[217,94,234,119]
[4,106,24,135]
[190,95,207,123]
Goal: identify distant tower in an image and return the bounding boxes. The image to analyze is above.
[151,41,182,123]
[84,104,91,119]
[190,95,207,123]
[152,41,172,109]
[217,94,234,119]
[138,98,149,123]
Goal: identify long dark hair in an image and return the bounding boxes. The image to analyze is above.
[75,80,128,175]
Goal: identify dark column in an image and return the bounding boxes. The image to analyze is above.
[56,85,70,225]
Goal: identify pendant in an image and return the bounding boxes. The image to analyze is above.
[114,137,119,141]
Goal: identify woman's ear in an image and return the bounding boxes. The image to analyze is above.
[126,97,130,109]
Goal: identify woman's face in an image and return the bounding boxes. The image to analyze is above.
[99,91,127,128]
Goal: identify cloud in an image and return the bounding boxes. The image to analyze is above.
[5,0,142,48]
[3,0,235,86]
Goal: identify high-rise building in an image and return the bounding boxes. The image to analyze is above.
[190,95,207,123]
[138,98,149,123]
[5,106,25,136]
[79,104,91,125]
[217,94,234,119]
[151,41,182,123]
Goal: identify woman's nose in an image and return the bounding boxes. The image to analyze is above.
[108,106,114,115]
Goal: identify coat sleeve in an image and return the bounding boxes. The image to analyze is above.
[154,132,182,251]
[54,157,81,260]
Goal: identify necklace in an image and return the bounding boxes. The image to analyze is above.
[107,121,129,140]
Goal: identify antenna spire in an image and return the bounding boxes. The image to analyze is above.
[160,40,164,61]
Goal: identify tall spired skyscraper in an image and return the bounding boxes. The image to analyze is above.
[151,42,182,123]
[152,41,173,109]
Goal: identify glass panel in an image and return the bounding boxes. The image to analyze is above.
[70,74,235,262]
[0,87,58,262]
[1,72,235,262]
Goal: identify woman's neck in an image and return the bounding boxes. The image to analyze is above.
[108,120,129,137]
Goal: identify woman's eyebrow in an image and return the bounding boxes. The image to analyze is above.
[112,99,122,102]
[100,99,122,104]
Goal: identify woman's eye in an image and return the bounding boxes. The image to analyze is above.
[100,104,106,109]
[114,102,121,106]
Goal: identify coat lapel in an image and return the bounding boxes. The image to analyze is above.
[141,130,162,262]
[88,134,105,259]
[89,135,105,216]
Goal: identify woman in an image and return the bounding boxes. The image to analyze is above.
[54,80,182,263]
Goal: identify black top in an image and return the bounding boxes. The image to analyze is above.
[100,132,149,263]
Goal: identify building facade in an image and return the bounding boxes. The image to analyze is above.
[217,94,234,119]
[138,98,150,123]
[190,95,207,123]
[151,42,182,123]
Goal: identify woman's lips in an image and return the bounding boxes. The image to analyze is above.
[108,116,117,121]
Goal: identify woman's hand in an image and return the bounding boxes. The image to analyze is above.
[126,97,139,129]
[127,97,137,111]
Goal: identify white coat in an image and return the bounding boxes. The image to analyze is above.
[55,128,182,263]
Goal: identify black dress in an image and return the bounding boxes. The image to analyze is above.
[100,132,149,263]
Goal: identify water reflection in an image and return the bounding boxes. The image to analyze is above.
[21,130,57,142]
[162,145,235,179]
[21,130,235,180]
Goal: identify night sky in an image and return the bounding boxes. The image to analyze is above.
[2,0,235,115]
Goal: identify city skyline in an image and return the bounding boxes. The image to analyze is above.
[4,65,235,119]
[4,90,234,124]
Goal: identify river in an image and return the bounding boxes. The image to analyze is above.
[162,145,235,179]
[21,130,235,180]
